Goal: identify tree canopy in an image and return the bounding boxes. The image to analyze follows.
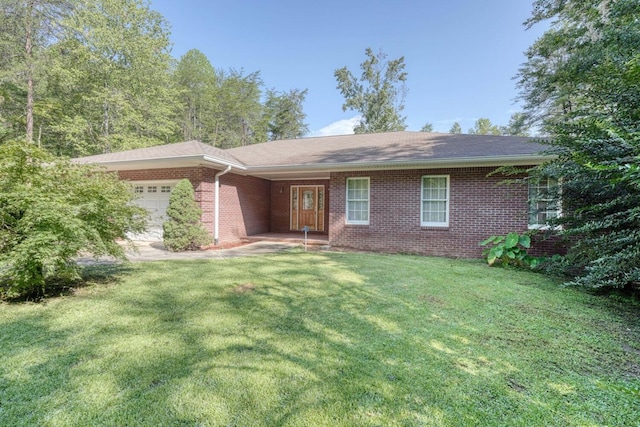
[0,1,309,155]
[518,0,640,290]
[334,48,408,134]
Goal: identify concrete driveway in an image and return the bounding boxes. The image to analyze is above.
[76,241,300,265]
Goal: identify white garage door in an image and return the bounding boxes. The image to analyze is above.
[130,182,177,241]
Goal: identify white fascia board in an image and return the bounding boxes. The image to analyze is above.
[79,155,247,172]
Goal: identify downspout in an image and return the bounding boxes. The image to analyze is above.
[214,166,232,245]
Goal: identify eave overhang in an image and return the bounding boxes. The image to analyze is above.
[244,154,554,180]
[75,154,247,172]
[78,152,553,181]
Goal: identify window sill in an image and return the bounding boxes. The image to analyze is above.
[421,226,449,231]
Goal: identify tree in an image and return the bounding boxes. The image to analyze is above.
[172,49,218,143]
[211,69,266,147]
[468,118,502,135]
[0,0,71,143]
[162,179,212,251]
[500,112,531,136]
[517,0,640,290]
[39,0,179,156]
[449,122,462,134]
[420,122,434,132]
[264,88,309,140]
[0,140,146,298]
[334,48,407,134]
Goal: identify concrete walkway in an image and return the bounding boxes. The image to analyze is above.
[76,241,300,265]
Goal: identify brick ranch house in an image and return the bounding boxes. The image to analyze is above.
[74,131,560,258]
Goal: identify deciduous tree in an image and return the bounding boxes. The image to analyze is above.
[264,88,309,140]
[42,0,178,156]
[0,140,146,298]
[335,48,407,134]
[173,49,218,143]
[0,0,71,143]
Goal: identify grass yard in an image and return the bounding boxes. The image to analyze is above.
[1,250,639,426]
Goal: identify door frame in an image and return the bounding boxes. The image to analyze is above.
[290,185,325,232]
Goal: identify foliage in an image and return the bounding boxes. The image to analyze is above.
[263,88,309,140]
[211,69,267,147]
[0,0,72,143]
[1,253,638,424]
[334,47,407,134]
[449,121,462,134]
[420,122,434,132]
[47,0,178,156]
[162,179,212,251]
[480,232,542,268]
[172,48,218,143]
[0,140,146,298]
[1,2,308,154]
[518,0,640,289]
[468,117,502,135]
[500,112,531,136]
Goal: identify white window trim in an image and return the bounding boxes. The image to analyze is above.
[346,177,370,225]
[421,175,450,227]
[528,178,562,230]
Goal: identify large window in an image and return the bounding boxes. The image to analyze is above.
[346,177,369,224]
[421,175,449,227]
[528,178,560,228]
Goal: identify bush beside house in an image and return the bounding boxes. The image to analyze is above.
[162,179,212,251]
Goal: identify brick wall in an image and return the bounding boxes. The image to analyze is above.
[217,172,271,242]
[329,167,554,258]
[118,167,271,244]
[270,180,330,234]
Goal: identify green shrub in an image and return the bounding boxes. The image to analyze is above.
[480,232,542,269]
[162,179,212,251]
[0,140,147,298]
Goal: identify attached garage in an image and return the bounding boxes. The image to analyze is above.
[130,180,178,240]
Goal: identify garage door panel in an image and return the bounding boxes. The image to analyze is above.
[129,182,175,241]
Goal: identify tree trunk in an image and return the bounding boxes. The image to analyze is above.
[25,0,35,143]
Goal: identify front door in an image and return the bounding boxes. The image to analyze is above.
[290,186,324,231]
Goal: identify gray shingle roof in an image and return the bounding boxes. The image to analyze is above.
[226,131,548,167]
[73,140,244,166]
[73,132,550,174]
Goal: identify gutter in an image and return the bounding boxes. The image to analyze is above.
[214,166,232,245]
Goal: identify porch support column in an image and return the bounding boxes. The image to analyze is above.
[214,166,232,245]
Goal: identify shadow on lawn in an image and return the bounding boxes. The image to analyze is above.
[2,253,639,425]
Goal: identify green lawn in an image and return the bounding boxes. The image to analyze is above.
[1,250,639,426]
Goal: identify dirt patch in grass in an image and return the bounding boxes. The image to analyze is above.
[234,283,256,293]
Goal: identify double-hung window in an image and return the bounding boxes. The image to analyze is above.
[421,175,449,227]
[346,177,369,224]
[528,178,560,229]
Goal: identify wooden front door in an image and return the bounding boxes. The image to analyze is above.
[290,186,324,231]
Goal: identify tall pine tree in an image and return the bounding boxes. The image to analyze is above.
[518,0,640,289]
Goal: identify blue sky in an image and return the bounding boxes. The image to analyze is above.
[149,0,546,136]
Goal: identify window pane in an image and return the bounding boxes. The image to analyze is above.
[528,178,560,227]
[422,201,446,223]
[303,190,314,209]
[346,178,369,223]
[421,176,448,225]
